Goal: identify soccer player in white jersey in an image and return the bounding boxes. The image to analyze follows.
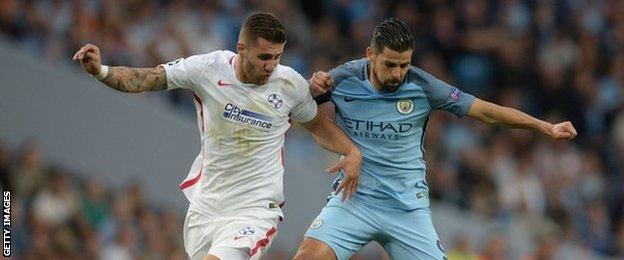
[72,12,362,260]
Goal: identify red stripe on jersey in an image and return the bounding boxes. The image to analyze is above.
[193,94,205,133]
[280,147,284,166]
[250,227,277,256]
[179,168,202,189]
[181,94,205,190]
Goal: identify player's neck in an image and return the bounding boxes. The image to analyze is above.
[367,66,383,91]
[234,54,251,84]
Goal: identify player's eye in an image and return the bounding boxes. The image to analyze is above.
[400,63,409,68]
[385,62,397,68]
[258,54,272,60]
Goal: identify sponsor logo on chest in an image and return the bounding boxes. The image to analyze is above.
[222,103,274,131]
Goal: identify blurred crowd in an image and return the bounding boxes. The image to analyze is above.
[0,139,187,259]
[2,0,624,259]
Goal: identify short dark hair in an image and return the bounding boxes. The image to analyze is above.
[370,18,414,53]
[239,12,286,45]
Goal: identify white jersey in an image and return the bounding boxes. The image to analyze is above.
[161,50,317,218]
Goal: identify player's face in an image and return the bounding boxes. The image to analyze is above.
[238,38,285,85]
[367,47,412,92]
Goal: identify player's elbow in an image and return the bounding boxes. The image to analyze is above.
[120,84,147,93]
[476,112,498,125]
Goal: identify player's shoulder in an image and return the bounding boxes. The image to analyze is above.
[184,50,234,68]
[405,65,439,87]
[342,58,368,70]
[272,64,307,90]
[334,58,368,80]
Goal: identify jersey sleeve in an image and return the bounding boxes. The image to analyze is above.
[289,72,318,123]
[418,68,475,117]
[315,59,365,104]
[160,54,215,91]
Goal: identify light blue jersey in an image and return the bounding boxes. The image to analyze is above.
[306,59,475,260]
[318,58,475,211]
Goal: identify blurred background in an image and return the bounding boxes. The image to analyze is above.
[1,0,624,259]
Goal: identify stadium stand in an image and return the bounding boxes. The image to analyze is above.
[1,0,623,259]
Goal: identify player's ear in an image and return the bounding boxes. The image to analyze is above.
[366,47,374,61]
[236,42,245,55]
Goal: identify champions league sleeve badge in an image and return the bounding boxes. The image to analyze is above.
[450,87,461,102]
[396,99,414,114]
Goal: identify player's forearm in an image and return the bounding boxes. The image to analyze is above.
[489,106,551,133]
[100,66,167,93]
[469,100,551,134]
[303,114,361,157]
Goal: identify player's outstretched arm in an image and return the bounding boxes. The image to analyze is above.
[467,98,578,140]
[300,113,362,200]
[72,43,167,93]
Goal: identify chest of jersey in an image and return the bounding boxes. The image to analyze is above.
[195,76,295,137]
[331,81,431,143]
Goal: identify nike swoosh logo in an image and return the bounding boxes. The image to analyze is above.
[234,236,245,240]
[344,97,359,102]
[218,80,233,87]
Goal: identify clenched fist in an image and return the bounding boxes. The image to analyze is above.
[547,121,578,140]
[72,43,103,76]
[309,71,333,98]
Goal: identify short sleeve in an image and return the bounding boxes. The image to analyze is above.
[315,59,366,104]
[289,72,318,122]
[160,54,215,91]
[417,68,475,117]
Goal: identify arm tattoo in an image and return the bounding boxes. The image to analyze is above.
[100,66,167,93]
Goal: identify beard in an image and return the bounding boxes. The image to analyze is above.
[381,80,401,92]
[242,56,270,85]
[373,68,402,92]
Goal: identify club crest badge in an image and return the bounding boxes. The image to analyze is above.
[396,99,414,114]
[268,93,283,109]
[239,226,255,236]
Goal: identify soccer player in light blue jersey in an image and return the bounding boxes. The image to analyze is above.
[293,18,577,260]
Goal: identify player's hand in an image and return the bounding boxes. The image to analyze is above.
[547,121,577,140]
[326,149,362,201]
[310,71,333,98]
[72,43,103,76]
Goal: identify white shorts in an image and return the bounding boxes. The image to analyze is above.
[183,208,280,260]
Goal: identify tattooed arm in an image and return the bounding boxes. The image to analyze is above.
[73,43,167,92]
[100,67,166,92]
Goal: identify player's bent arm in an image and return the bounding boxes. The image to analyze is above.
[99,66,167,93]
[317,103,336,123]
[301,112,362,199]
[300,113,360,157]
[466,98,577,140]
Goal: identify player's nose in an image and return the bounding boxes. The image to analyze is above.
[392,68,402,79]
[264,62,277,73]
